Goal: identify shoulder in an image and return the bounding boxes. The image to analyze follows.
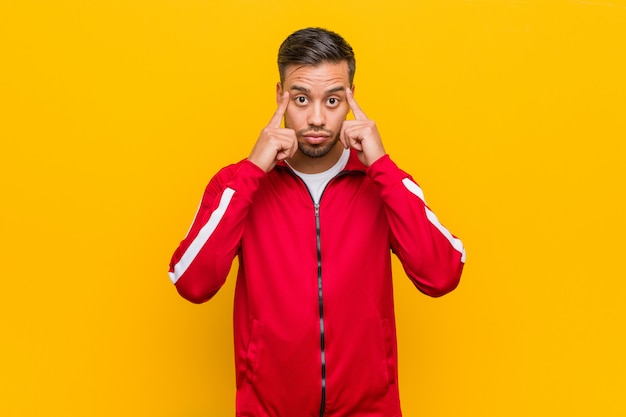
[202,160,249,196]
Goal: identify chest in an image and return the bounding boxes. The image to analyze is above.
[246,171,387,245]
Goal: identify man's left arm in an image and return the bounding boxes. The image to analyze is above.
[368,156,466,297]
[342,89,465,297]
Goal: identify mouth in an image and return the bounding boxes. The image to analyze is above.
[302,133,330,145]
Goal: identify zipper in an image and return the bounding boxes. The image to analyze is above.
[315,174,358,417]
[315,203,326,417]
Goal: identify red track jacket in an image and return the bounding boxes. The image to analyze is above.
[169,151,465,417]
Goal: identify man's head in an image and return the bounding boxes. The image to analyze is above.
[277,27,356,87]
[276,28,356,167]
[276,28,355,166]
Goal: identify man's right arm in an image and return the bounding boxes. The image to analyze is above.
[169,92,295,303]
[168,160,266,303]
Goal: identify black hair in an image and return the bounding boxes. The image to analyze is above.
[277,27,356,85]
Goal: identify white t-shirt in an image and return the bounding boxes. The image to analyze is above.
[289,149,350,204]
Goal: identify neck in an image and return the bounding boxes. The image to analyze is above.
[287,143,344,174]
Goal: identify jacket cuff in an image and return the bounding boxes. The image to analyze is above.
[366,154,408,187]
[229,159,267,202]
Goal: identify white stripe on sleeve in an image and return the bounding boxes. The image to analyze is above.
[402,178,466,263]
[169,187,236,284]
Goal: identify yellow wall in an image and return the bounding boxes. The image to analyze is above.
[2,1,625,416]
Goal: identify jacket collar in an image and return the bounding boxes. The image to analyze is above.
[276,149,367,173]
[343,149,368,172]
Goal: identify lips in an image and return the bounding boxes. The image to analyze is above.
[302,133,330,144]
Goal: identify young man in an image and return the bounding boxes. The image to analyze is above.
[169,27,465,417]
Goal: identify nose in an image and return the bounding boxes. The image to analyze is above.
[307,102,325,127]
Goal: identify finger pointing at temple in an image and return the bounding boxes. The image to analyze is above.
[268,91,290,128]
[248,91,298,172]
[346,88,368,121]
[341,88,386,167]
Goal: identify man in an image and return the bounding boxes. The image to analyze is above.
[169,27,465,417]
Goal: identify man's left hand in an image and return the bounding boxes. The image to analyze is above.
[340,88,386,167]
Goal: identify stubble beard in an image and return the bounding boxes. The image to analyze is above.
[296,128,340,159]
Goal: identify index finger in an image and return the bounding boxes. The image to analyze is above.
[267,91,289,128]
[346,88,368,120]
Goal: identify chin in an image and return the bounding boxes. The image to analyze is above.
[299,139,339,159]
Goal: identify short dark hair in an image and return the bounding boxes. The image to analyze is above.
[277,27,356,85]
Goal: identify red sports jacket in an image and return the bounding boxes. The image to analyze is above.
[169,151,465,417]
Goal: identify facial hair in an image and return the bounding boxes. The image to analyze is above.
[295,127,340,159]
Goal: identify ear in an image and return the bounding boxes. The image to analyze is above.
[350,84,356,95]
[276,82,283,104]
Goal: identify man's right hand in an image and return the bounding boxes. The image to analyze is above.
[248,92,298,173]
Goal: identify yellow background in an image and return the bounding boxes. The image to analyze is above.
[2,0,625,416]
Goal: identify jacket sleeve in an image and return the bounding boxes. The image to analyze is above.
[168,159,266,303]
[367,155,466,297]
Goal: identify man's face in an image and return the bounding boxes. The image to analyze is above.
[278,61,352,159]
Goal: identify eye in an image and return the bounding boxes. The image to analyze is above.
[327,97,340,107]
[295,96,309,105]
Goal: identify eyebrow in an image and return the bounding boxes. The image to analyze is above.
[290,85,346,95]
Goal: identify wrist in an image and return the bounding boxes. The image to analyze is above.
[247,155,272,173]
[365,146,386,167]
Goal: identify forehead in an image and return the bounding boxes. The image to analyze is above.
[283,61,350,90]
